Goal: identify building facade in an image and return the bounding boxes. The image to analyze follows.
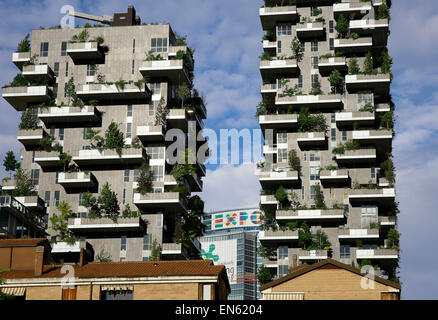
[1,7,207,262]
[257,0,399,283]
[200,208,262,300]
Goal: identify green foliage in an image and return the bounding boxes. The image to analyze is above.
[348,58,360,75]
[363,51,375,75]
[12,168,35,197]
[263,30,275,41]
[309,77,322,95]
[3,151,19,178]
[375,4,390,20]
[380,111,394,130]
[309,230,331,250]
[257,245,277,260]
[328,69,344,94]
[174,33,188,46]
[82,192,100,217]
[297,107,327,132]
[137,163,153,195]
[4,73,28,88]
[387,229,400,250]
[17,34,31,52]
[95,249,111,262]
[274,186,289,208]
[312,7,322,16]
[255,96,276,116]
[313,184,325,208]
[71,29,90,42]
[113,79,128,92]
[145,50,164,61]
[59,152,72,172]
[154,97,168,128]
[345,139,360,151]
[298,221,313,250]
[122,204,138,218]
[50,201,75,244]
[19,108,38,130]
[350,32,359,40]
[332,145,345,155]
[290,36,302,60]
[97,183,120,220]
[257,266,274,286]
[286,221,298,231]
[94,36,104,45]
[104,122,125,156]
[379,50,393,74]
[259,51,272,61]
[149,239,160,261]
[288,149,301,173]
[176,83,191,108]
[359,102,375,112]
[380,155,395,186]
[335,14,349,38]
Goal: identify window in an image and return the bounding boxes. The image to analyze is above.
[277,24,292,36]
[146,146,165,159]
[143,234,152,250]
[329,38,334,50]
[329,20,334,33]
[32,151,35,163]
[340,245,350,259]
[132,39,136,54]
[55,171,59,184]
[331,128,336,141]
[300,42,305,53]
[202,284,212,300]
[156,214,162,227]
[310,185,316,200]
[342,130,347,141]
[149,82,161,94]
[310,167,320,181]
[31,169,40,186]
[277,132,287,144]
[311,74,319,88]
[40,42,49,57]
[278,246,288,259]
[303,152,307,162]
[124,169,130,182]
[357,93,374,108]
[54,62,59,77]
[131,60,135,75]
[298,74,303,88]
[126,123,132,138]
[278,265,288,277]
[151,38,168,53]
[311,56,318,69]
[311,40,318,52]
[44,191,50,207]
[121,236,127,251]
[53,83,58,97]
[65,62,69,77]
[277,40,282,54]
[122,188,126,205]
[54,191,60,206]
[151,165,164,182]
[371,167,376,179]
[86,64,95,77]
[331,113,336,123]
[127,105,132,117]
[148,101,158,116]
[361,205,378,228]
[59,128,64,141]
[309,151,320,161]
[79,193,86,206]
[277,149,288,163]
[61,42,67,56]
[102,290,133,300]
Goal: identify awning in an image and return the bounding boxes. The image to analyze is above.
[100,285,133,291]
[1,287,26,296]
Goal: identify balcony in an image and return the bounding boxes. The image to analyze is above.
[76,83,151,104]
[139,60,189,84]
[17,128,46,147]
[349,19,389,46]
[334,37,373,53]
[2,86,52,111]
[259,6,298,30]
[338,229,379,240]
[319,169,349,184]
[263,144,277,155]
[187,96,207,119]
[161,243,189,260]
[136,125,165,143]
[34,150,62,168]
[296,22,325,38]
[260,83,277,95]
[298,249,328,261]
[375,103,391,113]
[72,148,146,166]
[12,52,31,69]
[335,149,377,164]
[378,177,390,187]
[185,172,203,192]
[67,42,104,64]
[133,192,187,212]
[38,106,100,126]
[259,230,298,245]
[263,258,278,269]
[263,40,277,52]
[352,130,393,147]
[345,74,391,94]
[259,114,298,130]
[166,108,189,131]
[333,2,373,18]
[164,175,178,187]
[318,57,348,74]
[260,195,277,207]
[22,64,54,82]
[379,216,397,227]
[1,179,17,191]
[67,217,146,233]
[335,111,375,126]
[297,132,327,147]
[260,59,299,79]
[276,94,342,109]
[356,249,399,260]
[259,170,299,188]
[168,46,188,57]
[14,196,46,214]
[349,188,395,204]
[58,172,97,189]
[276,209,345,222]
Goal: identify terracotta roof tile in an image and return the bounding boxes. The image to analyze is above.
[0,238,47,247]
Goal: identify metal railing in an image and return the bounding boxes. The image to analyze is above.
[0,195,47,230]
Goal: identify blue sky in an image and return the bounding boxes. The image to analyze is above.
[0,0,437,299]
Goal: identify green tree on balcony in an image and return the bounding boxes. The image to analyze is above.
[257,266,274,286]
[137,163,153,195]
[98,183,120,221]
[11,168,35,197]
[3,151,19,179]
[314,183,325,209]
[348,58,360,75]
[335,14,349,38]
[19,108,39,130]
[328,69,344,94]
[17,34,31,52]
[50,201,76,245]
[288,149,301,175]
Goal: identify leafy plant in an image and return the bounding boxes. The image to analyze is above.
[137,163,153,195]
[363,51,375,75]
[71,29,90,42]
[335,14,349,38]
[380,155,395,186]
[97,183,120,221]
[290,36,302,60]
[3,151,19,178]
[297,107,327,132]
[257,245,277,260]
[288,149,301,174]
[309,230,331,250]
[348,58,360,75]
[154,97,168,129]
[50,201,76,244]
[259,51,272,61]
[19,108,39,130]
[257,266,274,286]
[380,111,394,130]
[96,249,111,262]
[17,34,31,52]
[313,184,325,208]
[176,83,191,109]
[12,168,35,197]
[379,49,393,74]
[104,122,125,156]
[149,239,160,261]
[328,69,344,94]
[345,139,360,151]
[274,186,289,208]
[298,221,313,250]
[359,102,374,112]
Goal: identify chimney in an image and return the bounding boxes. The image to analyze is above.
[292,254,297,268]
[34,246,45,276]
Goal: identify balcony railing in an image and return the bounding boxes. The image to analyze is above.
[136,125,165,143]
[296,22,325,38]
[333,2,373,17]
[72,148,146,166]
[338,228,379,240]
[334,37,373,53]
[259,114,298,130]
[2,86,52,111]
[276,209,345,222]
[14,196,46,213]
[259,6,298,30]
[67,42,104,63]
[318,57,347,74]
[335,149,377,163]
[260,59,299,78]
[77,83,151,103]
[67,216,146,233]
[133,192,187,212]
[22,64,54,82]
[34,150,62,167]
[161,243,189,260]
[379,216,397,226]
[12,52,31,69]
[335,111,375,125]
[1,179,17,191]
[356,249,399,260]
[38,106,100,126]
[349,19,389,32]
[298,249,328,261]
[319,169,349,183]
[259,230,298,243]
[275,94,342,109]
[349,188,395,203]
[168,45,188,57]
[58,172,96,189]
[297,132,327,146]
[139,60,189,84]
[0,195,47,231]
[259,170,299,187]
[260,195,277,206]
[345,74,391,94]
[17,128,45,147]
[352,130,393,144]
[262,40,277,51]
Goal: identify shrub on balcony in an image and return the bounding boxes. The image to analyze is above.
[345,139,360,151]
[145,50,164,61]
[380,111,394,130]
[348,57,360,75]
[3,74,28,88]
[3,151,19,179]
[380,155,395,186]
[257,266,274,286]
[262,30,275,42]
[309,78,323,95]
[259,51,272,61]
[332,145,345,155]
[308,230,331,250]
[97,183,120,221]
[137,163,153,195]
[149,239,160,261]
[71,29,90,43]
[335,14,349,38]
[95,249,112,262]
[314,184,325,209]
[288,149,301,174]
[19,108,39,130]
[17,34,31,52]
[298,221,313,250]
[290,36,302,60]
[363,51,377,75]
[298,107,327,132]
[359,102,375,112]
[174,32,188,46]
[103,121,125,156]
[50,201,76,245]
[328,69,344,94]
[375,3,390,20]
[378,49,393,74]
[122,204,138,218]
[274,186,290,209]
[257,245,277,260]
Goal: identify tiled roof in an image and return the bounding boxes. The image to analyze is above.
[1,260,225,279]
[260,258,401,291]
[0,238,47,247]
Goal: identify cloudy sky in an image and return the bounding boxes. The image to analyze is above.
[0,0,437,299]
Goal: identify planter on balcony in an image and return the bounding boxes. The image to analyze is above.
[276,209,345,222]
[38,106,100,126]
[335,149,377,164]
[67,42,104,64]
[133,192,187,212]
[260,59,299,79]
[259,114,298,130]
[318,57,348,74]
[12,52,31,69]
[2,86,52,111]
[72,148,146,166]
[136,125,165,143]
[276,94,342,109]
[17,128,46,147]
[334,37,373,53]
[76,83,151,104]
[139,60,190,84]
[67,216,146,233]
[259,6,298,30]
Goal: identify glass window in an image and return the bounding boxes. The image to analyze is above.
[122,188,126,205]
[126,123,132,138]
[55,171,59,184]
[277,24,292,36]
[300,42,305,53]
[32,151,35,163]
[151,165,164,182]
[59,128,64,141]
[342,130,347,141]
[143,234,152,250]
[148,101,158,116]
[309,151,320,161]
[83,128,91,139]
[329,21,334,33]
[340,245,350,258]
[310,185,316,200]
[371,167,376,179]
[31,169,40,186]
[278,265,288,277]
[133,169,139,182]
[148,83,161,94]
[278,246,288,259]
[54,191,60,206]
[87,64,95,77]
[302,186,305,200]
[102,290,133,300]
[79,193,86,206]
[277,132,287,144]
[127,105,133,117]
[203,284,212,300]
[331,113,336,123]
[44,191,50,207]
[298,74,303,88]
[310,167,320,180]
[311,74,319,88]
[131,60,135,75]
[357,93,374,108]
[277,149,288,163]
[132,39,136,54]
[65,62,69,77]
[151,38,168,53]
[329,38,334,50]
[54,62,59,77]
[61,42,67,56]
[361,205,378,228]
[156,214,162,227]
[311,56,318,69]
[146,146,165,159]
[40,42,49,57]
[124,169,130,182]
[121,236,127,251]
[311,40,318,52]
[277,40,282,54]
[331,128,336,141]
[303,152,307,162]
